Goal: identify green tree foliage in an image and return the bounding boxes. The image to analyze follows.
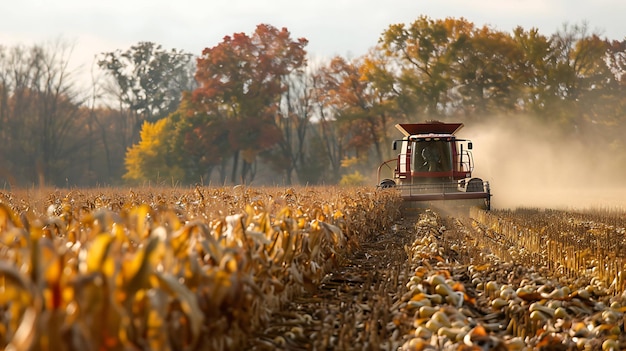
[378,17,623,128]
[453,25,525,115]
[98,42,196,148]
[167,101,232,184]
[380,16,473,116]
[604,39,626,125]
[544,24,616,126]
[190,24,308,184]
[511,27,554,114]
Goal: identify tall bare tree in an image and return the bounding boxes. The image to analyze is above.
[262,67,317,184]
[0,41,91,186]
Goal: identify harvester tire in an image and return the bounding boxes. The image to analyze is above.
[466,178,484,192]
[379,179,396,189]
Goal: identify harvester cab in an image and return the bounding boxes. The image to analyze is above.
[377,122,491,210]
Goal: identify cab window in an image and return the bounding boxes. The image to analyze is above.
[414,141,452,172]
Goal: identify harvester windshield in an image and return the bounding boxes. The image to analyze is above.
[415,140,452,173]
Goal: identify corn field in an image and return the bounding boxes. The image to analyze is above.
[0,186,625,350]
[0,186,400,350]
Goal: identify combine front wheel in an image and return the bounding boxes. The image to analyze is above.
[378,178,396,189]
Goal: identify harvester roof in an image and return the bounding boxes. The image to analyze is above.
[395,123,464,137]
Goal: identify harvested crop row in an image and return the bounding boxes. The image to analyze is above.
[0,186,401,350]
[470,207,626,294]
[399,209,626,350]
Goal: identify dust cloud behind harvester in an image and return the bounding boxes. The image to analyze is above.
[459,118,626,210]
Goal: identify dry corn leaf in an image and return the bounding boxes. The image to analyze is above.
[128,204,153,240]
[0,202,21,231]
[155,272,203,349]
[124,235,161,294]
[5,307,37,351]
[86,233,114,273]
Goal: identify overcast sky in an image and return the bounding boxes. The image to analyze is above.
[2,0,625,78]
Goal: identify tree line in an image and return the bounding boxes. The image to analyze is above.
[1,17,625,188]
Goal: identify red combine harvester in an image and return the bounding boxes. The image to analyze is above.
[377,122,491,210]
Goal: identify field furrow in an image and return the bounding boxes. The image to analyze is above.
[247,212,419,350]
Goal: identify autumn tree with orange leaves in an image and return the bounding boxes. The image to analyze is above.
[315,55,399,177]
[189,24,308,184]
